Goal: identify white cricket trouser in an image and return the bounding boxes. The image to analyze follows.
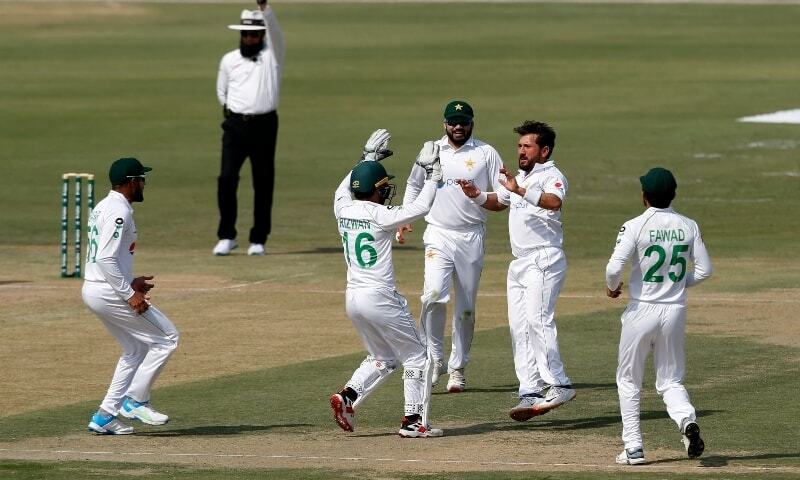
[420,223,485,372]
[82,281,179,416]
[345,287,428,415]
[617,301,696,450]
[507,247,571,396]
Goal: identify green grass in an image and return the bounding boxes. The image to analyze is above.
[2,311,798,469]
[1,3,799,259]
[1,2,799,478]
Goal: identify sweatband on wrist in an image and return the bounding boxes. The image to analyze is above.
[471,191,488,206]
[523,188,542,207]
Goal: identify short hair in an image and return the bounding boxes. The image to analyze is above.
[514,121,556,159]
[643,190,675,208]
[353,190,374,200]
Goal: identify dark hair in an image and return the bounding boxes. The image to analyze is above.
[514,121,556,159]
[643,190,675,208]
[353,190,374,200]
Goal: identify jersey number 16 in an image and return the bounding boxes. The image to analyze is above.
[342,232,377,268]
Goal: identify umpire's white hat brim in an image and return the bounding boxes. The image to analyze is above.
[228,25,267,31]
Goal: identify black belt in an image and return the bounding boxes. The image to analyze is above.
[225,109,275,122]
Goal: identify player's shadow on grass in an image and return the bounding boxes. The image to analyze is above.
[433,384,518,395]
[442,409,722,437]
[648,452,800,467]
[138,423,312,437]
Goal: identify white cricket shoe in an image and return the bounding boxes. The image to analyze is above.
[398,418,444,438]
[616,447,645,465]
[681,418,705,459]
[330,393,355,432]
[431,359,445,387]
[120,398,169,426]
[88,412,134,435]
[213,239,238,256]
[247,243,265,256]
[446,369,466,393]
[533,385,576,414]
[509,393,547,421]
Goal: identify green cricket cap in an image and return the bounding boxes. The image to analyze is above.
[640,167,677,196]
[350,161,394,194]
[109,157,152,185]
[443,100,474,124]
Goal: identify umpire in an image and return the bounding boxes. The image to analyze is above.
[214,0,285,256]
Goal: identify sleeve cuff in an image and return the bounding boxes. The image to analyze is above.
[471,191,488,206]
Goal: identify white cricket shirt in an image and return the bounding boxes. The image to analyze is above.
[83,190,138,300]
[496,160,568,257]
[606,207,713,304]
[216,6,285,115]
[334,172,437,290]
[403,136,503,229]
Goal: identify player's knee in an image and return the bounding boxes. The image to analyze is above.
[421,288,448,305]
[403,367,425,380]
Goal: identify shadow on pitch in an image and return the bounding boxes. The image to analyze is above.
[138,423,313,437]
[647,451,800,467]
[441,409,722,437]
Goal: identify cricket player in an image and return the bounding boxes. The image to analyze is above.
[606,167,712,465]
[457,121,576,420]
[82,157,179,435]
[329,130,445,438]
[397,100,504,393]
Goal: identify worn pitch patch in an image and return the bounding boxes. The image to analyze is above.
[738,108,800,124]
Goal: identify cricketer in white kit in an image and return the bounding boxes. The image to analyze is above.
[457,121,576,421]
[329,130,445,438]
[82,157,179,435]
[606,167,712,465]
[398,100,504,393]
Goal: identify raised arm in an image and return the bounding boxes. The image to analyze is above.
[257,0,285,65]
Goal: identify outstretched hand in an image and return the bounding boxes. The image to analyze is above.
[498,165,520,194]
[362,128,393,162]
[456,179,480,198]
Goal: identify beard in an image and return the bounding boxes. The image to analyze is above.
[239,40,264,59]
[446,127,472,147]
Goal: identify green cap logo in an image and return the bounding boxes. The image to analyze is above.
[444,100,474,123]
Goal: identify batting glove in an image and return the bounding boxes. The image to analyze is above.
[415,141,442,182]
[361,128,393,162]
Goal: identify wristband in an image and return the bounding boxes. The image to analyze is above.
[471,191,488,206]
[523,188,542,207]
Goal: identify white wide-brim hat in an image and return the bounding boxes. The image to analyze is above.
[228,9,266,31]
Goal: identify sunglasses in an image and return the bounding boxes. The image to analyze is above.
[240,30,264,38]
[446,120,473,127]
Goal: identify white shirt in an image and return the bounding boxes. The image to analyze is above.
[334,172,437,290]
[496,160,568,257]
[83,190,138,300]
[216,6,285,115]
[606,207,713,304]
[403,136,503,230]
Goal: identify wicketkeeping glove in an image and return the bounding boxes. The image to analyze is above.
[361,128,393,162]
[415,141,442,182]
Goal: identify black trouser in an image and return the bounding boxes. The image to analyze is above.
[217,111,278,245]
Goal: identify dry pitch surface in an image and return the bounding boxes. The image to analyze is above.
[1,245,798,475]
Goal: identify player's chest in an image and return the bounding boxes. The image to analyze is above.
[441,151,488,178]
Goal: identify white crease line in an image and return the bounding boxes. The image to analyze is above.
[0,448,793,472]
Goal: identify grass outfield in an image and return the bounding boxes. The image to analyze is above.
[1,1,799,478]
